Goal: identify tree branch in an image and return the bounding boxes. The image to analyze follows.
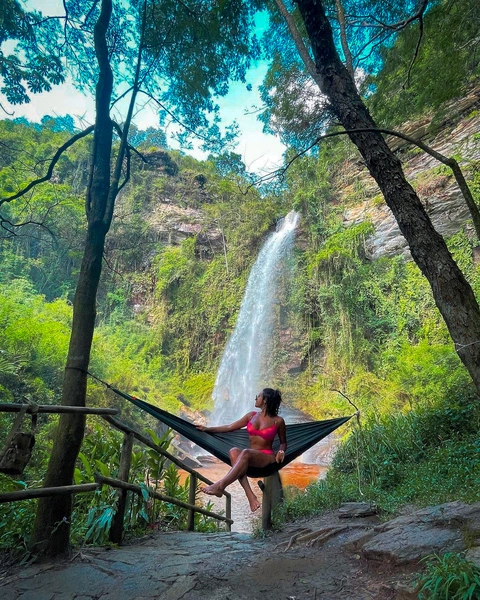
[335,0,354,78]
[251,126,480,239]
[0,126,95,205]
[111,121,147,163]
[128,144,148,163]
[342,1,430,68]
[82,0,100,28]
[405,9,425,88]
[0,214,56,239]
[0,102,14,116]
[138,89,213,144]
[274,0,321,85]
[117,145,131,195]
[347,0,430,32]
[104,0,147,228]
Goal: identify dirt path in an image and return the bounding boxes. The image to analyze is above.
[0,512,418,600]
[184,512,417,600]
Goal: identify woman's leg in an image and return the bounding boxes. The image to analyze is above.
[201,449,274,510]
[228,448,260,512]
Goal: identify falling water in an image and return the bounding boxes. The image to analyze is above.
[210,210,300,425]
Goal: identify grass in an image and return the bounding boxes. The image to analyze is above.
[417,553,480,599]
[275,391,480,526]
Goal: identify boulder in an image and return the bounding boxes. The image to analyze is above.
[376,501,480,534]
[338,502,378,518]
[356,502,480,565]
[362,523,463,565]
[465,547,480,569]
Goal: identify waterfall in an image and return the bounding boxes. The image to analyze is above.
[210,210,300,425]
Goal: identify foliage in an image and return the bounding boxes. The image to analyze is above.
[0,475,31,553]
[258,1,462,148]
[418,552,480,600]
[0,119,89,299]
[366,0,480,126]
[0,279,71,402]
[0,0,64,105]
[1,9,480,545]
[0,419,222,554]
[277,388,480,524]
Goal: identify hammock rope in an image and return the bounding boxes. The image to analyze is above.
[87,371,353,478]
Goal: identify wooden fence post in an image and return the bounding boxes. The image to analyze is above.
[225,493,232,532]
[109,432,134,544]
[187,472,197,531]
[261,471,283,531]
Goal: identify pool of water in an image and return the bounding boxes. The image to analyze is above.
[180,457,327,532]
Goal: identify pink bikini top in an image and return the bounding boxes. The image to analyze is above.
[246,412,278,442]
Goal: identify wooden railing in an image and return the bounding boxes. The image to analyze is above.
[0,403,233,542]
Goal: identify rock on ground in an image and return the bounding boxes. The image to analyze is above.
[2,501,480,600]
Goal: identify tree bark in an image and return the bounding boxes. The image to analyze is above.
[294,0,480,394]
[334,0,354,79]
[30,0,115,557]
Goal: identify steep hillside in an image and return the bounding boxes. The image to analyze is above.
[1,88,479,420]
[93,90,480,416]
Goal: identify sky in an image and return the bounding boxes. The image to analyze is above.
[2,0,286,174]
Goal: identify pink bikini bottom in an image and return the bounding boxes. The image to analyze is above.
[257,449,274,455]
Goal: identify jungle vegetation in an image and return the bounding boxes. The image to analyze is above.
[0,0,479,557]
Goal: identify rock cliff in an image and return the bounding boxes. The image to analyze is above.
[342,87,480,259]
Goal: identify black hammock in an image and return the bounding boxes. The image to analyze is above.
[109,384,352,478]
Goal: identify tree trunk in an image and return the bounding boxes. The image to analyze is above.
[295,0,480,394]
[30,222,109,555]
[30,0,114,556]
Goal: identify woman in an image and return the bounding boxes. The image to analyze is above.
[196,388,287,512]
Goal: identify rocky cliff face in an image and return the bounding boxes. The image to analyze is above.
[120,150,225,258]
[342,87,480,259]
[148,201,223,255]
[128,90,480,266]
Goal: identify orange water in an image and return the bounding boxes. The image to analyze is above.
[180,458,326,532]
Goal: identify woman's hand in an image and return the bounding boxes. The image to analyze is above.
[195,424,208,432]
[275,449,285,463]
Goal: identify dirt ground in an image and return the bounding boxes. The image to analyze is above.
[0,510,420,600]
[185,511,419,600]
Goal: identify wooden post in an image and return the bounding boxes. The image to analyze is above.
[225,493,232,532]
[109,432,134,544]
[261,471,283,531]
[187,473,197,531]
[0,483,100,503]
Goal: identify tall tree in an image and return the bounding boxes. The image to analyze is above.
[29,0,126,556]
[273,0,480,393]
[0,0,258,556]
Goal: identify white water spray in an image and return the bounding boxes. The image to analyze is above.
[210,210,300,425]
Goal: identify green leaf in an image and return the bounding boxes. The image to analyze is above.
[73,468,84,485]
[139,483,150,502]
[78,452,92,477]
[95,460,110,478]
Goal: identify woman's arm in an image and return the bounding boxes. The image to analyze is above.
[196,413,252,433]
[275,418,287,463]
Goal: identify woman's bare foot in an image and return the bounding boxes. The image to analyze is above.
[248,496,261,512]
[201,483,223,498]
